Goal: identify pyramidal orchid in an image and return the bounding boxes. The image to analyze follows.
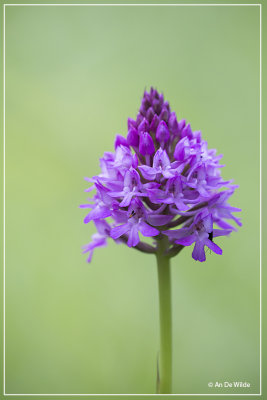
[81,88,241,394]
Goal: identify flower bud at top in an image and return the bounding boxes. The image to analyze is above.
[173,137,190,161]
[146,107,155,123]
[150,114,160,132]
[127,117,136,130]
[193,130,202,143]
[114,135,129,149]
[127,128,139,147]
[163,101,170,112]
[136,112,143,126]
[159,107,169,123]
[153,99,162,114]
[139,131,155,156]
[138,118,150,133]
[156,120,170,144]
[150,87,159,98]
[168,112,179,135]
[181,123,193,140]
[140,95,150,115]
[178,119,186,134]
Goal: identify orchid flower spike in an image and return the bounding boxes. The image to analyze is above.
[81,87,241,262]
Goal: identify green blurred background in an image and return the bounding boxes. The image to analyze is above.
[3,1,260,396]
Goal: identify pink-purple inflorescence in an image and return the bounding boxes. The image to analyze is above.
[81,88,241,262]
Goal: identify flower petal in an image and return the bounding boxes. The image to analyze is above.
[138,165,157,180]
[110,223,130,239]
[192,241,206,262]
[213,229,232,237]
[84,207,111,223]
[119,192,133,207]
[139,221,159,237]
[147,214,173,226]
[175,235,196,246]
[203,214,213,233]
[162,228,192,240]
[205,239,222,255]
[127,224,140,247]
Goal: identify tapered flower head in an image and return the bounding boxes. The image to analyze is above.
[81,87,241,262]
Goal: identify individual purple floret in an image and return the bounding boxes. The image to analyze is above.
[81,87,241,262]
[163,210,231,262]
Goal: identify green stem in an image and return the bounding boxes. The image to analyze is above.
[156,237,172,394]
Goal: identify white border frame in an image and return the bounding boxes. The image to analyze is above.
[2,2,262,397]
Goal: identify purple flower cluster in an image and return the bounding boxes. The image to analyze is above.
[81,88,241,262]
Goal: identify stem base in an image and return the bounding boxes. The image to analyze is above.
[156,237,172,394]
